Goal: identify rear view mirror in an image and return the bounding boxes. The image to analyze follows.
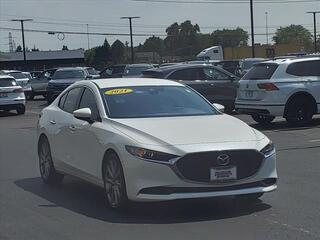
[73,108,92,123]
[213,103,225,113]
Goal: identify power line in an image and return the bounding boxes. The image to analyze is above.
[133,0,320,4]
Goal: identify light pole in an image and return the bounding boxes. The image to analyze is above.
[11,19,33,69]
[307,11,320,53]
[121,16,140,63]
[250,0,255,58]
[265,12,269,45]
[86,24,90,50]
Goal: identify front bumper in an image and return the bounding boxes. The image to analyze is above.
[121,150,277,202]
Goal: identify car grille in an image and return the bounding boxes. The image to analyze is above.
[175,150,264,183]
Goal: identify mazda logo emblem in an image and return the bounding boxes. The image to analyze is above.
[217,154,230,166]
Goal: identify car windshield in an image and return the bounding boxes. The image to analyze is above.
[0,78,17,87]
[242,60,264,70]
[124,66,153,76]
[243,64,279,80]
[103,86,219,118]
[52,70,85,79]
[8,72,27,80]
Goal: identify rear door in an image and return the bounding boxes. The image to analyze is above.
[201,66,238,107]
[237,63,279,101]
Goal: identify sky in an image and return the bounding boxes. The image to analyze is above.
[0,0,320,52]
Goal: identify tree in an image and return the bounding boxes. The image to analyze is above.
[16,45,22,52]
[111,40,125,64]
[211,28,249,47]
[31,45,39,51]
[273,25,312,47]
[164,22,180,56]
[142,36,165,55]
[62,45,69,50]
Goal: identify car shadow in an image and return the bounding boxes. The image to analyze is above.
[15,177,271,224]
[0,110,18,117]
[250,118,320,132]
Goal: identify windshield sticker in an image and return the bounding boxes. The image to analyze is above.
[105,88,133,95]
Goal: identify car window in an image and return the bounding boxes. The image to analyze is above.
[62,87,83,113]
[58,92,68,109]
[286,60,320,77]
[203,68,231,81]
[168,68,203,80]
[52,70,85,80]
[8,72,26,80]
[0,78,17,87]
[79,88,100,120]
[242,64,279,80]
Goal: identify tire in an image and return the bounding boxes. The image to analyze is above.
[102,152,128,209]
[16,106,26,115]
[26,92,34,100]
[251,114,275,125]
[38,137,64,185]
[285,96,314,126]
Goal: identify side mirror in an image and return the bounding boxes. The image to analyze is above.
[86,75,94,80]
[73,108,93,123]
[213,103,225,113]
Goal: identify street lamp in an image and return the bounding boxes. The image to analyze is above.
[11,19,33,69]
[250,0,255,58]
[121,16,140,63]
[265,12,269,45]
[306,11,320,53]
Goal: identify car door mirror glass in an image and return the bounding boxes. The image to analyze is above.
[73,108,93,123]
[213,103,225,113]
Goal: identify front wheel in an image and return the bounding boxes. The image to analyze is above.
[38,137,64,184]
[16,106,25,115]
[251,114,275,125]
[103,153,128,209]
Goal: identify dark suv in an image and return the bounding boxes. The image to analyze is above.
[46,67,92,104]
[142,64,239,112]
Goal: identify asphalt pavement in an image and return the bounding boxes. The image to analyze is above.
[1,99,320,240]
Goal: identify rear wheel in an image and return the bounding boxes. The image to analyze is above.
[38,137,64,184]
[251,114,275,125]
[16,105,25,115]
[103,152,128,209]
[285,96,314,126]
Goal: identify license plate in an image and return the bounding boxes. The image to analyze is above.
[210,166,237,181]
[245,90,254,98]
[0,93,8,98]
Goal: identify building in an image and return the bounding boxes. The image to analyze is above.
[0,49,85,71]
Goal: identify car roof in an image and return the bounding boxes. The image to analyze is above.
[144,63,225,74]
[55,67,85,71]
[0,75,15,79]
[126,64,154,67]
[1,70,22,73]
[92,78,182,89]
[257,57,320,65]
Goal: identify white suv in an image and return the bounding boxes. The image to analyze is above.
[235,57,320,125]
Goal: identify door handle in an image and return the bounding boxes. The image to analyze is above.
[49,120,56,125]
[69,125,76,131]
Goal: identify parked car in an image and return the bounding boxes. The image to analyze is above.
[29,68,58,100]
[238,58,266,77]
[142,64,239,112]
[123,64,154,77]
[46,67,92,104]
[84,67,100,79]
[100,64,127,78]
[0,75,25,114]
[0,70,32,99]
[236,57,320,125]
[37,78,277,209]
[214,60,241,76]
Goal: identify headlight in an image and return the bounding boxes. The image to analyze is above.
[260,141,275,158]
[125,145,178,163]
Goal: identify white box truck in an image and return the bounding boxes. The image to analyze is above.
[196,46,224,61]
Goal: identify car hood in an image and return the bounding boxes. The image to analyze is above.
[111,114,264,146]
[49,79,84,84]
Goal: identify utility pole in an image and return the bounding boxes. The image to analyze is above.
[121,16,140,64]
[86,24,90,50]
[307,11,320,53]
[11,19,33,70]
[265,12,269,45]
[250,0,255,58]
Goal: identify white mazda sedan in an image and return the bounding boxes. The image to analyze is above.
[37,78,277,208]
